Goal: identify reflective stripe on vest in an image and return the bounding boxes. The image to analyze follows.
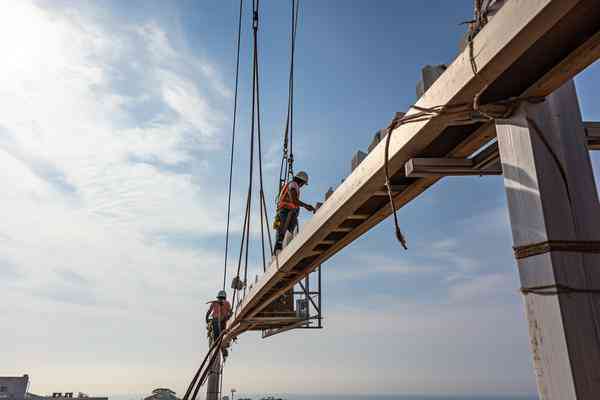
[278,182,299,210]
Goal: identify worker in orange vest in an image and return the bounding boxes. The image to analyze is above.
[205,290,232,341]
[274,171,315,252]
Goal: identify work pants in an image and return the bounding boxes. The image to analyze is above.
[275,208,298,248]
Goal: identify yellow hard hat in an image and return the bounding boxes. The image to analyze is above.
[295,171,309,184]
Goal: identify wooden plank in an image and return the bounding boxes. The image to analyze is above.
[496,80,600,399]
[524,30,600,98]
[319,240,336,245]
[262,320,309,338]
[244,317,303,323]
[346,214,370,220]
[405,157,502,177]
[225,0,600,342]
[585,121,600,150]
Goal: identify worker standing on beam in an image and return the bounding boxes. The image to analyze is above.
[205,290,232,343]
[274,171,315,252]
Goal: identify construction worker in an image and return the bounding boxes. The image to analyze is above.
[274,171,315,252]
[205,290,232,342]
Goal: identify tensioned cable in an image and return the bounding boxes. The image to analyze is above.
[254,19,274,267]
[277,0,300,198]
[223,0,244,291]
[232,0,264,311]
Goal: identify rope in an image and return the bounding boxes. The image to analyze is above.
[383,94,545,250]
[521,284,600,296]
[514,240,600,259]
[526,117,573,207]
[464,0,491,75]
[223,0,244,291]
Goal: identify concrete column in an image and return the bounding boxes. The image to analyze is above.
[496,80,600,399]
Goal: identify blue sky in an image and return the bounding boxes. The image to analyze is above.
[1,0,599,397]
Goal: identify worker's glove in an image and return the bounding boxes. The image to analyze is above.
[305,204,316,213]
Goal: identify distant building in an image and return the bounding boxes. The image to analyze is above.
[27,393,107,400]
[2,375,106,400]
[0,375,30,400]
[143,389,179,400]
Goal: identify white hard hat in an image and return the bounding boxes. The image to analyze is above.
[295,171,309,185]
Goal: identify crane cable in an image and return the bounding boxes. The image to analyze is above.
[222,0,244,292]
[277,0,300,199]
[231,0,272,314]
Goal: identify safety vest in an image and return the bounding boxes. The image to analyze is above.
[278,181,300,210]
[210,301,231,321]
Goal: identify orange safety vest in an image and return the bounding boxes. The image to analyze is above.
[278,181,300,210]
[210,301,231,321]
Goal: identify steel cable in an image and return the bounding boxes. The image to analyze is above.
[223,0,244,291]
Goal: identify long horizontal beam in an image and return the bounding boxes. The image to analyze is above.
[225,0,600,344]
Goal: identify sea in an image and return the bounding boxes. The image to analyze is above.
[282,396,538,400]
[111,395,537,400]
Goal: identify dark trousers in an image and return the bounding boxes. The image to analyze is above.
[211,318,224,341]
[275,208,298,248]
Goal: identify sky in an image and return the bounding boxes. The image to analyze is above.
[1,0,599,398]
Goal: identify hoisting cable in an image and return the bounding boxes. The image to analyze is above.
[232,0,271,312]
[222,0,244,291]
[182,3,244,398]
[255,40,274,268]
[277,0,300,197]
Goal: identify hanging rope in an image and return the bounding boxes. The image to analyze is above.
[463,0,493,75]
[383,93,546,250]
[223,0,244,291]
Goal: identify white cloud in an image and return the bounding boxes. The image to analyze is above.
[0,2,234,389]
[448,272,514,302]
[221,298,535,396]
[0,2,542,397]
[333,253,437,281]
